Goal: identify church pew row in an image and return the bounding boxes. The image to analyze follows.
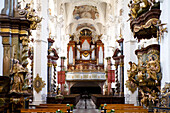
[39,104,73,106]
[100,104,148,113]
[101,109,148,113]
[37,104,74,111]
[100,104,134,107]
[35,105,70,109]
[100,104,135,111]
[20,108,71,113]
[21,104,72,113]
[104,106,143,109]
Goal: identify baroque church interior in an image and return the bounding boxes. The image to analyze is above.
[0,0,170,113]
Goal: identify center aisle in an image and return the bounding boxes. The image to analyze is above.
[73,99,100,113]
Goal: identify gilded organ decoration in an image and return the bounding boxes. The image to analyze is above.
[126,44,162,108]
[73,5,99,20]
[67,29,104,72]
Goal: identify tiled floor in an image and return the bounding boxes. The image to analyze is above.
[73,99,100,113]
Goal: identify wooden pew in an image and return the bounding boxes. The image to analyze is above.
[101,104,134,107]
[21,104,71,113]
[104,106,143,110]
[101,108,148,113]
[39,104,73,106]
[38,104,73,111]
[100,104,148,113]
[35,105,70,109]
[115,109,148,113]
[21,108,71,113]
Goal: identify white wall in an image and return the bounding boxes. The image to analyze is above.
[0,0,4,13]
[160,0,170,88]
[0,36,3,76]
[0,0,4,75]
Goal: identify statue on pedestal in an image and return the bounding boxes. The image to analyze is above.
[10,60,27,93]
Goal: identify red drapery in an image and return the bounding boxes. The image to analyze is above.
[108,70,115,83]
[58,71,65,84]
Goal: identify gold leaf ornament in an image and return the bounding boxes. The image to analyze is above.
[33,74,46,93]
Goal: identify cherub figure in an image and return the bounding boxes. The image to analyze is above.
[139,89,148,107]
[147,90,157,104]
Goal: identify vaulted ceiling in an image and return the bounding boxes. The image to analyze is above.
[57,0,112,36]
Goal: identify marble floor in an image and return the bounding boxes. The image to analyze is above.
[73,99,100,113]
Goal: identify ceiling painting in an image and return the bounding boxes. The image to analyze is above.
[73,5,99,20]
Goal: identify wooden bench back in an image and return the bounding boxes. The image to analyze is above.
[114,109,148,113]
[39,104,73,106]
[35,105,70,109]
[101,104,134,107]
[21,108,69,113]
[21,104,71,113]
[104,106,143,110]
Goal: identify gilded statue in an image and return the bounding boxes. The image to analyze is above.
[128,0,159,19]
[10,60,27,93]
[147,90,157,104]
[128,0,141,18]
[27,8,42,30]
[139,89,148,107]
[18,3,42,30]
[137,71,145,82]
[146,56,160,83]
[127,62,137,82]
[140,0,151,9]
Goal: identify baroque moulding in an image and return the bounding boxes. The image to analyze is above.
[126,44,162,107]
[33,74,46,93]
[128,0,161,41]
[17,3,42,31]
[130,9,161,41]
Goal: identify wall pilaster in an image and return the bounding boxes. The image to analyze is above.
[33,0,49,104]
[160,0,170,88]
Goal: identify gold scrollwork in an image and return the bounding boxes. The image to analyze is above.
[133,18,158,33]
[33,74,46,93]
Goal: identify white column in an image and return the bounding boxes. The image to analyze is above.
[33,0,49,104]
[124,39,138,105]
[160,0,170,88]
[0,0,4,12]
[122,0,138,105]
[0,36,3,76]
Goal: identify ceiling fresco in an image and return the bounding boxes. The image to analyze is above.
[73,5,99,20]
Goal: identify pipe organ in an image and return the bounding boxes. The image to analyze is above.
[67,30,104,72]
